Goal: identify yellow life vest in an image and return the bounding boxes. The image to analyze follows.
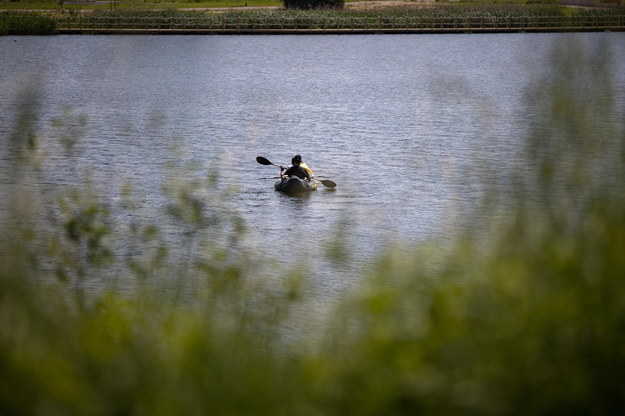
[300,161,314,177]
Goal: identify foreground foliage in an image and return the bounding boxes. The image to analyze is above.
[1,38,624,414]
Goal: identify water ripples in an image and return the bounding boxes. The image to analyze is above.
[2,32,625,292]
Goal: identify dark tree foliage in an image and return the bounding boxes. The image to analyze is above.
[0,12,57,35]
[283,0,344,10]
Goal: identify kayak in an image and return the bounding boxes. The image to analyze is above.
[274,176,318,195]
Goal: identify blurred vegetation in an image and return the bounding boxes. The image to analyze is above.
[2,38,625,415]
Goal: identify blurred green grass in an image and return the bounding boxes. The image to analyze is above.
[1,37,625,415]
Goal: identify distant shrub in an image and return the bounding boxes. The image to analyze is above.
[0,12,57,35]
[283,0,344,10]
[0,17,8,35]
[526,0,560,4]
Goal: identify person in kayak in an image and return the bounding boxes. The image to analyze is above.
[280,155,313,182]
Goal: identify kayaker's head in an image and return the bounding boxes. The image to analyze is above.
[292,155,302,165]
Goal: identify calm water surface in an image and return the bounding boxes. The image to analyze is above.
[2,33,625,293]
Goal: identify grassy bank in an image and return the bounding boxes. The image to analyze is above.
[2,35,625,414]
[2,4,624,35]
[48,6,623,33]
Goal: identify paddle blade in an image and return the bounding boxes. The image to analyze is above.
[256,156,273,165]
[320,179,336,189]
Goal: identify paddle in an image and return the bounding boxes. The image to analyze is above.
[256,156,279,167]
[256,156,336,189]
[317,178,337,189]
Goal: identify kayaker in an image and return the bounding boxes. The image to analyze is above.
[280,155,312,182]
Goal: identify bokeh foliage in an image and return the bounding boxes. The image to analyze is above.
[1,38,624,414]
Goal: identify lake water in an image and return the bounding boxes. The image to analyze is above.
[2,33,625,294]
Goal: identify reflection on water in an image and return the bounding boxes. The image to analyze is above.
[1,33,625,292]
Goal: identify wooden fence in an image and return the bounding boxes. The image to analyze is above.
[57,14,625,34]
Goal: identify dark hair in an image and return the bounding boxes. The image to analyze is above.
[292,155,302,164]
